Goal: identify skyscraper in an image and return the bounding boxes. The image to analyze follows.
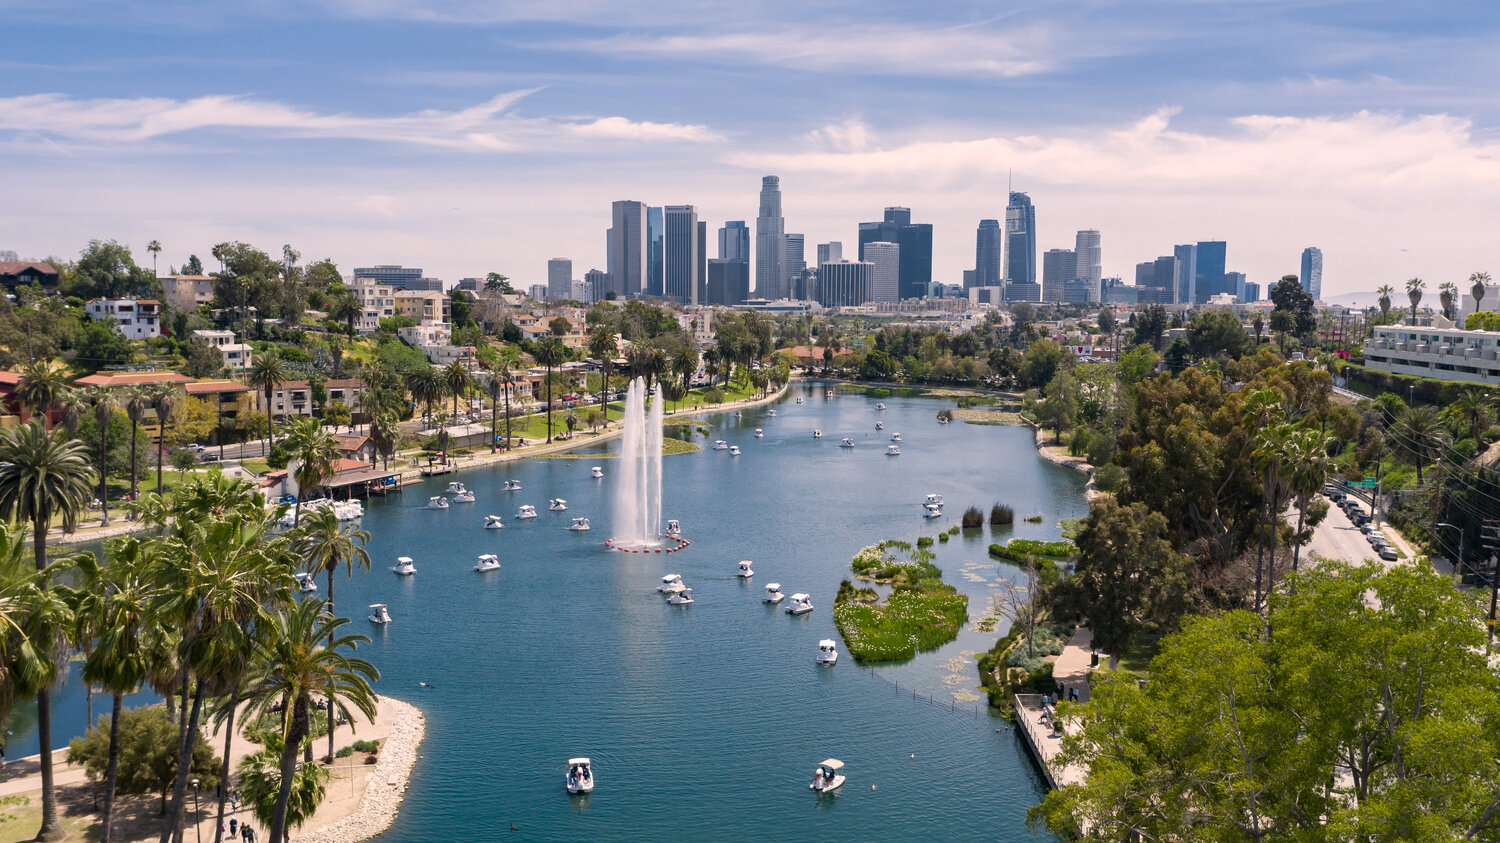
[1173,243,1197,304]
[975,219,1003,288]
[1195,241,1227,299]
[1074,229,1101,299]
[1041,249,1077,303]
[546,258,572,300]
[646,206,664,298]
[719,221,749,262]
[865,242,900,303]
[1300,247,1323,301]
[707,260,749,306]
[816,261,872,308]
[663,205,702,305]
[755,176,786,299]
[1004,192,1036,290]
[817,242,842,265]
[584,268,609,301]
[784,234,806,297]
[607,200,647,299]
[1135,256,1179,304]
[858,207,932,300]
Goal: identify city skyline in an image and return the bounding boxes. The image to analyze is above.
[2,2,1497,298]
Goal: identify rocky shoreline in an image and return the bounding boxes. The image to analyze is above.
[294,697,426,843]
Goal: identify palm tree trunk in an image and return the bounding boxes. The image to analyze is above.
[490,394,498,454]
[328,572,338,763]
[211,688,238,843]
[31,518,63,842]
[270,697,310,843]
[160,678,203,843]
[100,428,111,526]
[156,432,164,494]
[545,365,554,443]
[1292,503,1307,577]
[129,419,139,519]
[103,691,124,843]
[503,384,512,447]
[265,387,274,457]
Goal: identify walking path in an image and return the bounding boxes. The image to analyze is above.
[1012,628,1092,790]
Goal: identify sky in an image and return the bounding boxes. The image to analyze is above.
[2,0,1498,302]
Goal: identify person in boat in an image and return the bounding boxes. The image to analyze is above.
[813,768,824,788]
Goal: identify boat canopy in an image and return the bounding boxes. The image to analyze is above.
[790,593,810,601]
[478,554,498,561]
[662,574,682,582]
[819,639,836,649]
[765,582,781,590]
[397,556,413,564]
[568,757,591,766]
[819,759,844,770]
[369,603,387,609]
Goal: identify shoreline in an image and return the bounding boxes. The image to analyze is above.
[1020,417,1100,502]
[293,696,426,843]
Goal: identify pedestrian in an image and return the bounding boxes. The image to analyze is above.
[230,817,238,837]
[241,822,252,842]
[220,820,228,840]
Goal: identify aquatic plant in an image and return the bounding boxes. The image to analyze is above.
[990,503,1014,525]
[961,506,984,529]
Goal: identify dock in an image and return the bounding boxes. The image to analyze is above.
[1013,694,1084,788]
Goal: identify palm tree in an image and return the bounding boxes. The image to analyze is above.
[485,369,507,453]
[587,324,618,421]
[248,350,292,455]
[87,385,116,526]
[404,365,443,424]
[329,290,360,336]
[1284,428,1332,575]
[0,421,94,841]
[1405,277,1425,324]
[58,388,87,434]
[234,732,329,841]
[1447,393,1493,443]
[1471,271,1492,320]
[648,347,670,392]
[703,346,721,390]
[1396,405,1446,485]
[294,507,371,761]
[16,359,68,429]
[671,344,698,395]
[241,598,379,843]
[124,384,152,514]
[532,337,568,443]
[282,418,338,526]
[371,410,399,469]
[1439,281,1459,321]
[147,240,162,278]
[442,360,470,417]
[149,383,178,494]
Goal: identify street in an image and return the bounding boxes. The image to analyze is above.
[1304,492,1417,570]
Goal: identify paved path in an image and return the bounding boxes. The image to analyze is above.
[1303,492,1418,570]
[1013,628,1093,791]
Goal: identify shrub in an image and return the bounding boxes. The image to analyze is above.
[832,582,969,663]
[1087,430,1117,466]
[937,532,950,543]
[1008,539,1076,558]
[266,444,289,470]
[961,506,984,529]
[990,503,1014,525]
[1485,425,1500,445]
[335,746,354,758]
[352,739,380,753]
[850,540,941,581]
[1094,463,1125,492]
[1024,515,1043,523]
[703,388,726,405]
[69,706,221,800]
[916,536,934,548]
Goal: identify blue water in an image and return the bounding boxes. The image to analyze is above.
[19,382,1089,839]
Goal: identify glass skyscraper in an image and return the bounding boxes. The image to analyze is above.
[858,207,931,300]
[1300,247,1323,300]
[755,176,785,299]
[974,219,1003,288]
[1004,192,1036,288]
[646,206,664,297]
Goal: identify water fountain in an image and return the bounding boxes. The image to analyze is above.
[609,377,665,549]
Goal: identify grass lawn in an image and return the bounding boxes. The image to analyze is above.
[1113,630,1164,678]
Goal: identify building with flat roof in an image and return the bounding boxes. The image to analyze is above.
[192,329,253,372]
[161,275,214,310]
[1363,324,1500,385]
[86,298,163,340]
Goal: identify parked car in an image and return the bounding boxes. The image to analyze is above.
[199,453,220,463]
[1378,546,1399,562]
[186,443,204,452]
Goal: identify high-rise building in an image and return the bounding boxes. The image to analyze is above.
[1300,247,1323,301]
[817,261,873,308]
[975,219,1003,288]
[1074,229,1101,299]
[865,242,900,303]
[1173,243,1197,304]
[584,269,610,300]
[607,200,648,299]
[784,234,806,295]
[546,258,572,300]
[719,221,749,262]
[698,220,707,304]
[1004,193,1036,293]
[1042,249,1077,303]
[707,259,749,306]
[755,176,786,299]
[570,279,595,303]
[646,206,665,297]
[664,205,702,305]
[858,207,932,300]
[817,242,842,265]
[1135,256,1179,304]
[354,265,423,287]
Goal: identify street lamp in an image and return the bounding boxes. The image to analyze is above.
[1436,523,1464,580]
[190,778,202,843]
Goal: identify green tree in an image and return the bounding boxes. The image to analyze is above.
[1406,276,1426,323]
[241,598,379,843]
[248,350,293,455]
[532,336,568,443]
[1395,404,1446,485]
[1036,369,1079,444]
[442,360,470,417]
[282,417,338,526]
[16,359,69,429]
[124,385,153,511]
[1018,338,1069,389]
[68,239,157,299]
[68,705,220,817]
[293,507,371,761]
[1376,283,1394,321]
[182,336,224,379]
[87,385,116,525]
[74,319,137,370]
[0,422,94,841]
[1116,344,1159,387]
[1132,303,1168,351]
[148,383,179,493]
[235,732,329,840]
[403,364,443,423]
[1185,308,1253,360]
[1284,427,1331,574]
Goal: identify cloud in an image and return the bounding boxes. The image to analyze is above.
[0,90,723,151]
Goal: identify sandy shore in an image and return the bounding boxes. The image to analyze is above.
[291,697,425,843]
[1022,419,1101,502]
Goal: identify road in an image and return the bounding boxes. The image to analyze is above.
[1304,493,1417,570]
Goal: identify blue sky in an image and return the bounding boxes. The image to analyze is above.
[3,0,1498,299]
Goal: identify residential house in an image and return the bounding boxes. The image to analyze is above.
[394,289,449,326]
[350,277,397,335]
[331,434,376,462]
[86,298,164,340]
[0,262,59,292]
[192,329,253,372]
[161,275,215,310]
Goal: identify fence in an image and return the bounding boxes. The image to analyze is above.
[852,661,989,718]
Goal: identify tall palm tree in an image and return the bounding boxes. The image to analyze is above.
[248,350,292,455]
[57,389,87,435]
[442,360,470,417]
[1396,405,1446,485]
[648,347,670,392]
[294,507,371,760]
[485,370,506,454]
[1447,393,1493,444]
[1284,428,1332,575]
[0,421,94,841]
[241,598,379,843]
[147,240,162,278]
[671,343,698,395]
[371,410,399,469]
[149,383,178,494]
[404,365,443,424]
[1439,281,1459,321]
[533,337,568,443]
[85,386,116,526]
[1405,276,1425,324]
[282,417,338,526]
[123,385,152,513]
[1471,271,1492,320]
[16,359,68,430]
[587,324,618,421]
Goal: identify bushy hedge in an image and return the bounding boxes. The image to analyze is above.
[1341,362,1490,405]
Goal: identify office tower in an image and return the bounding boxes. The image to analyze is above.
[962,270,977,288]
[858,207,932,300]
[794,267,817,301]
[698,221,707,304]
[1004,192,1036,289]
[719,221,749,262]
[865,242,900,303]
[570,279,594,303]
[646,206,664,297]
[707,259,750,306]
[784,234,806,297]
[547,258,572,300]
[817,242,842,265]
[1135,256,1179,304]
[975,219,1003,288]
[1300,247,1323,300]
[816,261,873,308]
[528,284,548,300]
[1004,281,1041,302]
[1062,279,1095,303]
[1074,230,1102,299]
[354,265,427,291]
[1173,243,1198,304]
[584,269,610,300]
[1243,281,1261,303]
[1225,272,1247,301]
[663,205,702,305]
[607,200,648,299]
[755,176,786,298]
[1041,249,1077,303]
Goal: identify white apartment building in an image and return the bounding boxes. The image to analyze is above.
[350,277,397,335]
[192,329,254,372]
[259,378,368,419]
[86,298,163,340]
[1364,324,1500,385]
[397,324,451,347]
